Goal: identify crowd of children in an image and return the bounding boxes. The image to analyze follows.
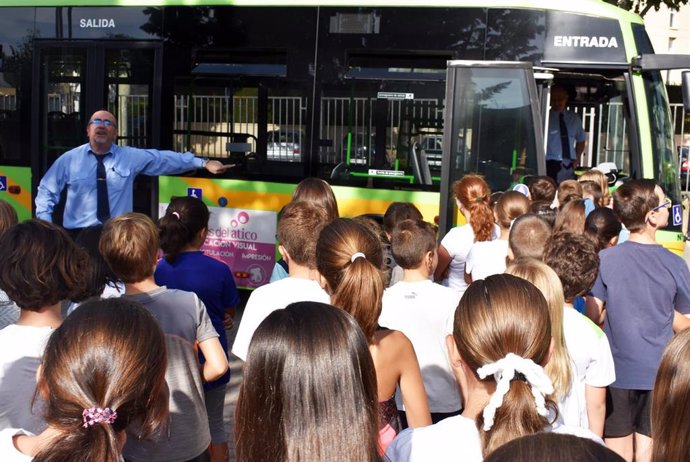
[0,167,689,461]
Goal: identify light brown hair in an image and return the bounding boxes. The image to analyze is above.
[553,199,586,235]
[34,298,168,462]
[278,200,329,269]
[453,274,554,456]
[292,177,339,221]
[557,180,583,206]
[453,174,494,242]
[506,258,572,401]
[0,219,89,311]
[316,218,384,341]
[652,328,690,462]
[612,179,659,232]
[579,169,611,207]
[580,180,604,209]
[99,213,159,284]
[390,219,436,269]
[236,302,380,462]
[508,214,552,260]
[494,191,530,229]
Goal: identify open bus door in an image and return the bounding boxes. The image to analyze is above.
[438,61,544,235]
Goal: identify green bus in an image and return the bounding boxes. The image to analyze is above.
[0,1,688,284]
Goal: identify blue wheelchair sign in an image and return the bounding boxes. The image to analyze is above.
[0,176,6,192]
[672,204,682,227]
[187,187,202,199]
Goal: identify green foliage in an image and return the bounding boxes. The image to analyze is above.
[604,0,689,17]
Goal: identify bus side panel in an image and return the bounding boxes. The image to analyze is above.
[0,165,32,221]
[158,175,441,289]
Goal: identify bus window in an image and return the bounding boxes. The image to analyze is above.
[642,69,682,231]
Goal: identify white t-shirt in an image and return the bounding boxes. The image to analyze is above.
[558,307,615,430]
[232,277,331,361]
[465,239,509,281]
[380,280,461,413]
[0,325,53,434]
[386,414,604,462]
[440,224,499,294]
[0,428,33,462]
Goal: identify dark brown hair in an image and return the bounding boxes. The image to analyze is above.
[278,200,329,269]
[652,328,690,462]
[453,274,554,456]
[553,199,586,235]
[509,214,552,260]
[0,219,89,311]
[159,196,210,263]
[316,218,384,341]
[454,174,494,242]
[383,202,423,236]
[0,199,18,236]
[584,208,622,252]
[530,200,557,227]
[292,177,339,221]
[100,213,159,284]
[613,179,659,232]
[236,302,380,462]
[34,298,168,462]
[543,232,599,303]
[390,219,437,269]
[527,176,556,202]
[484,432,624,462]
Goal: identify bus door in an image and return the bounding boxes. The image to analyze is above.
[439,61,544,234]
[31,41,162,221]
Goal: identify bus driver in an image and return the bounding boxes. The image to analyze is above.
[546,85,586,184]
[35,109,232,233]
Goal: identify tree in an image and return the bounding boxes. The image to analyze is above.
[604,0,689,17]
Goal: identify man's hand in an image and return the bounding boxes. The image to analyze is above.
[205,160,236,174]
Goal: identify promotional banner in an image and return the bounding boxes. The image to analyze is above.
[160,203,277,289]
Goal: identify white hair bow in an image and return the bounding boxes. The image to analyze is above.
[476,353,554,431]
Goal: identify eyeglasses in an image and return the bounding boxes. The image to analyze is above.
[651,197,672,212]
[89,118,116,127]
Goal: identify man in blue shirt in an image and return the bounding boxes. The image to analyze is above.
[35,110,232,230]
[546,85,586,183]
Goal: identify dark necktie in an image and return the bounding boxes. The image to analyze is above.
[96,155,110,223]
[559,113,571,161]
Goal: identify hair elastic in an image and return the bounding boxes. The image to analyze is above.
[476,353,554,431]
[350,252,366,263]
[172,211,181,220]
[82,406,118,428]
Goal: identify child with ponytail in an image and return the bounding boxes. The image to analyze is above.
[386,274,602,462]
[316,218,431,450]
[0,298,168,462]
[435,175,498,294]
[155,196,239,462]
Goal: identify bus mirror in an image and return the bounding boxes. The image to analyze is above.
[683,71,690,113]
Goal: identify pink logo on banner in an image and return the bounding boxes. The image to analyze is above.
[201,207,277,289]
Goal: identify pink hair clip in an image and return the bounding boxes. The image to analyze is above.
[82,406,118,428]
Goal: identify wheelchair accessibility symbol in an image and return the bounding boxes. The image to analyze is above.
[0,176,6,192]
[672,204,682,227]
[187,187,202,199]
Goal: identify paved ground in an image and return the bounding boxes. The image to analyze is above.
[222,304,244,461]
